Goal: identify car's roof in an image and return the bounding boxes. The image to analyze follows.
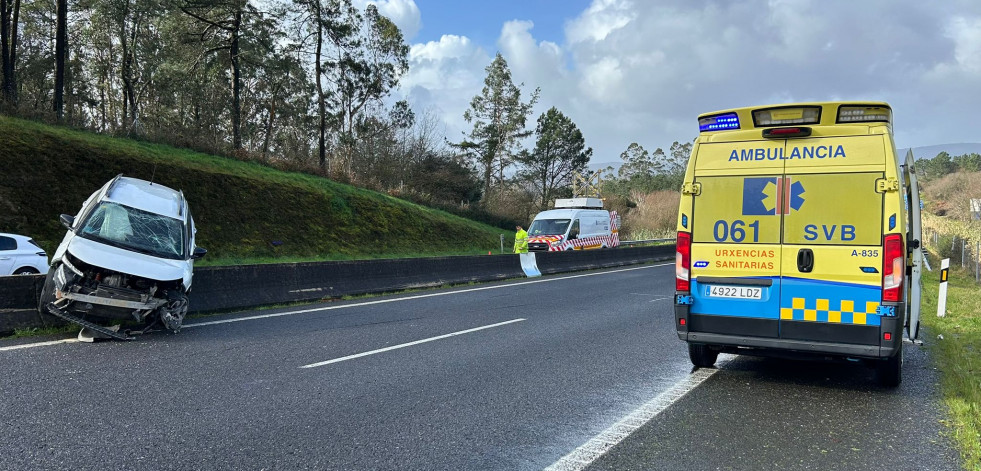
[103,177,185,221]
[0,233,33,241]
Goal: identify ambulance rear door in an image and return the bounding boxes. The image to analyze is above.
[778,135,887,345]
[688,139,785,338]
[903,149,923,340]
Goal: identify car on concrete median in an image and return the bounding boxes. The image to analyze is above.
[0,233,49,276]
[38,175,206,340]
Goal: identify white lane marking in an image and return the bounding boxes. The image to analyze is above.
[544,366,720,471]
[299,318,526,369]
[1,262,671,351]
[0,338,79,352]
[183,262,671,329]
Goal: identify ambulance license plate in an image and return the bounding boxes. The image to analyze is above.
[707,285,762,300]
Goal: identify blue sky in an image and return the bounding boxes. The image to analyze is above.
[411,1,592,47]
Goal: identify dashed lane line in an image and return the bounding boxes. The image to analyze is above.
[299,318,526,368]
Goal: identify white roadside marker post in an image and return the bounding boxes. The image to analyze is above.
[937,258,949,318]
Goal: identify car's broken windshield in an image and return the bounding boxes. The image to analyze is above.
[78,202,185,260]
[529,219,571,236]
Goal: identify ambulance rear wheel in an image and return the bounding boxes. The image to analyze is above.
[876,342,903,387]
[688,343,718,368]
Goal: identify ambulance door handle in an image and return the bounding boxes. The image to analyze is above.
[797,248,814,273]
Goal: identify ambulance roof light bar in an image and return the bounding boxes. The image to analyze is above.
[698,112,740,132]
[554,197,604,209]
[752,106,821,127]
[837,105,892,124]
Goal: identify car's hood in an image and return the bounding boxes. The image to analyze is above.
[66,236,188,282]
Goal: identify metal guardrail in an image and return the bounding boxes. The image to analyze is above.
[619,238,676,246]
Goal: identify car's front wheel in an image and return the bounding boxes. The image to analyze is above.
[14,267,39,276]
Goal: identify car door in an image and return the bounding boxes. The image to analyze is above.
[688,139,785,338]
[778,135,886,345]
[0,236,16,275]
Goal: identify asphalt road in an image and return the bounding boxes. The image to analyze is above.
[0,263,961,470]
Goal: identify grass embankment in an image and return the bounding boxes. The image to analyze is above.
[0,115,512,263]
[921,254,981,470]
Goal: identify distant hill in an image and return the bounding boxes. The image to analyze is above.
[0,115,509,265]
[899,143,981,160]
[590,143,981,173]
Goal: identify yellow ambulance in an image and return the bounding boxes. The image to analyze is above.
[674,102,923,386]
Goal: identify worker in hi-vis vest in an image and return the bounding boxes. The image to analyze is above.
[514,225,529,254]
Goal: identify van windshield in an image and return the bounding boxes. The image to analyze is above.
[529,219,571,236]
[78,202,186,260]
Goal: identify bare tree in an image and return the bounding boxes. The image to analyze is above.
[180,0,248,149]
[0,0,21,105]
[53,0,67,119]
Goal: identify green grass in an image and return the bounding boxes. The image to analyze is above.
[4,324,78,339]
[0,114,513,263]
[921,253,981,471]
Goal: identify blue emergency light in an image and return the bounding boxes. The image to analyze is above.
[699,112,740,132]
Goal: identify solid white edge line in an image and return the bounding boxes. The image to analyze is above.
[543,366,721,471]
[299,318,526,369]
[183,262,671,329]
[2,262,671,351]
[0,338,79,352]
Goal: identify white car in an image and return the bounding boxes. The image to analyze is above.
[0,233,49,276]
[39,175,206,339]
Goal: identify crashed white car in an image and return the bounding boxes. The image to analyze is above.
[39,175,205,340]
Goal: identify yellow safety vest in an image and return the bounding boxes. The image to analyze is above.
[514,230,529,253]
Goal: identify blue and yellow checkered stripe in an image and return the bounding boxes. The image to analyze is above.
[780,298,880,325]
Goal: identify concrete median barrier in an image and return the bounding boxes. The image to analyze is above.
[0,246,672,334]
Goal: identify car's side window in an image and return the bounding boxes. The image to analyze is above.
[0,236,16,251]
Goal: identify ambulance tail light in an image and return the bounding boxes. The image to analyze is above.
[882,234,904,302]
[676,232,691,292]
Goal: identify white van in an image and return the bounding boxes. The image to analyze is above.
[527,198,620,251]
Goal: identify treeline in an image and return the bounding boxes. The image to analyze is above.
[918,151,981,180]
[2,0,419,177]
[0,0,689,228]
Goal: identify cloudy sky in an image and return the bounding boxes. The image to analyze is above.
[358,0,981,165]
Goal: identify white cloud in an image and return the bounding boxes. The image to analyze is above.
[945,16,981,75]
[400,35,491,141]
[354,0,422,41]
[565,0,635,44]
[401,0,981,162]
[497,21,565,94]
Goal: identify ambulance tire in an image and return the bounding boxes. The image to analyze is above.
[688,343,718,368]
[876,342,903,387]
